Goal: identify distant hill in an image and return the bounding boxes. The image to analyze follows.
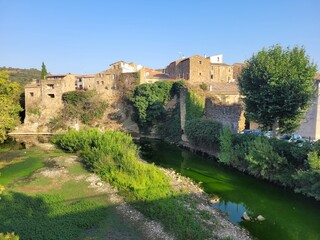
[0,67,41,87]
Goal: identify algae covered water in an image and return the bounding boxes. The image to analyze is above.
[137,139,320,240]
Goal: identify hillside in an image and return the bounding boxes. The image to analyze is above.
[0,67,41,87]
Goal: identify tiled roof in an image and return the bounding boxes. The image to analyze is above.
[208,82,239,94]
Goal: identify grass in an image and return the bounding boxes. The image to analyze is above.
[0,142,146,240]
[0,151,44,185]
[54,129,213,239]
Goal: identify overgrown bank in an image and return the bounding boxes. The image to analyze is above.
[53,129,250,240]
[129,81,320,201]
[219,130,320,200]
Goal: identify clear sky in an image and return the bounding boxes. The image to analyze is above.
[1,0,319,74]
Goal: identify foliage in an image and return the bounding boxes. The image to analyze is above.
[245,137,287,180]
[41,62,48,80]
[159,103,181,143]
[199,82,208,91]
[61,90,108,124]
[185,119,222,147]
[129,81,175,129]
[0,192,106,240]
[238,45,317,133]
[0,67,41,88]
[219,127,233,165]
[0,70,22,143]
[53,129,211,239]
[28,107,41,116]
[218,131,320,199]
[0,232,19,240]
[185,90,205,121]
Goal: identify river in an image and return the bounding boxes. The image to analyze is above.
[137,139,320,240]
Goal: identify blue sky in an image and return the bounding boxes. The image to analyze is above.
[1,0,319,74]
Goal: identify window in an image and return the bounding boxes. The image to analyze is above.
[46,84,54,89]
[101,81,104,85]
[199,61,202,64]
[211,74,213,79]
[48,94,55,98]
[199,72,202,76]
[217,57,220,62]
[30,92,34,97]
[97,81,100,85]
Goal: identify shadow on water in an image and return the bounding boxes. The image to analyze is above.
[137,139,320,240]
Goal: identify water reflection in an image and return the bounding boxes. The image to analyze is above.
[137,139,320,240]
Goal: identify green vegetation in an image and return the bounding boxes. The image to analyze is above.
[159,104,182,143]
[41,62,48,80]
[53,129,212,239]
[0,70,22,143]
[238,45,317,133]
[219,129,320,200]
[0,192,107,240]
[48,90,108,129]
[0,67,41,88]
[130,81,185,131]
[27,107,41,116]
[185,119,222,147]
[0,142,146,239]
[0,232,19,240]
[185,90,205,121]
[0,154,44,186]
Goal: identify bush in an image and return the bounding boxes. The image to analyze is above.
[245,137,287,180]
[185,119,222,147]
[53,129,211,239]
[219,127,233,165]
[61,90,108,124]
[130,81,174,129]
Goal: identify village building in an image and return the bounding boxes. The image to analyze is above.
[295,73,320,140]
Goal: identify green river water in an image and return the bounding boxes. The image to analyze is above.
[137,139,320,240]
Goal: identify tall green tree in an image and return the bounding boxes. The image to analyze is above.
[238,45,317,133]
[0,70,22,142]
[41,62,48,80]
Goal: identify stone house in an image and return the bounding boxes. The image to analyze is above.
[165,55,210,82]
[295,73,320,140]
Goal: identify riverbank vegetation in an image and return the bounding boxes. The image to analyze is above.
[219,130,320,200]
[53,129,215,239]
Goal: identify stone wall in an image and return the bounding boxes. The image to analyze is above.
[204,98,245,133]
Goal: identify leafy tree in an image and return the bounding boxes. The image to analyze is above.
[0,71,22,142]
[41,62,48,80]
[238,45,317,133]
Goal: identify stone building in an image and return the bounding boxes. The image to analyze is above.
[210,63,233,83]
[295,73,320,140]
[165,55,210,82]
[232,62,246,82]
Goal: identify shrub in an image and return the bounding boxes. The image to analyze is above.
[245,137,287,180]
[219,127,233,165]
[185,119,222,147]
[53,129,211,239]
[61,90,108,124]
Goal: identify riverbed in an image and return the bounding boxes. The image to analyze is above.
[137,139,320,240]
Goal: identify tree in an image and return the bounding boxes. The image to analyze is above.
[0,70,22,142]
[41,62,48,80]
[238,45,317,133]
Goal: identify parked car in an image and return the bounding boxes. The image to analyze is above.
[263,131,274,138]
[280,134,302,143]
[240,129,261,136]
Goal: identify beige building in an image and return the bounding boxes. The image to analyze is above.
[165,55,210,82]
[295,74,320,140]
